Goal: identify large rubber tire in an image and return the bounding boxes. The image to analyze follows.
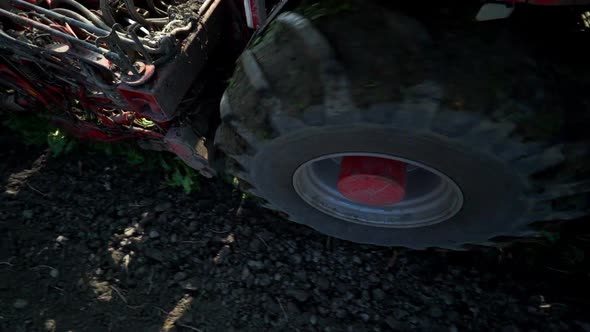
[215,3,590,248]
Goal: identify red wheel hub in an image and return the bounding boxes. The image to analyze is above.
[337,156,407,206]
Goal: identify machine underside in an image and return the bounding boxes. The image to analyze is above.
[0,0,235,176]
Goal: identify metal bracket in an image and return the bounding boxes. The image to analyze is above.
[139,127,216,178]
[96,23,139,77]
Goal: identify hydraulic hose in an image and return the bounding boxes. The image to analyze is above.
[99,0,117,28]
[146,0,167,17]
[52,8,93,25]
[10,0,167,53]
[50,0,111,30]
[123,0,167,28]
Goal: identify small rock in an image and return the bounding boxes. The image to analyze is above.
[149,230,160,239]
[286,301,301,315]
[55,235,68,243]
[360,313,370,322]
[290,255,302,265]
[258,274,272,287]
[309,315,318,325]
[529,295,545,305]
[352,256,362,264]
[247,260,265,270]
[154,201,172,212]
[110,250,124,265]
[214,245,231,264]
[446,310,459,321]
[179,313,194,324]
[372,288,386,301]
[430,307,443,319]
[368,274,380,283]
[187,221,199,232]
[144,248,165,262]
[44,319,57,332]
[385,316,402,329]
[22,210,33,219]
[88,240,101,249]
[335,309,347,319]
[440,292,454,305]
[124,227,136,237]
[240,226,252,237]
[180,278,199,291]
[286,289,311,303]
[316,277,330,290]
[249,239,262,251]
[294,271,307,282]
[502,325,521,332]
[49,269,59,278]
[13,299,28,309]
[241,266,251,280]
[174,272,188,282]
[393,308,409,320]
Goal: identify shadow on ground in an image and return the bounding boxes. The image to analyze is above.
[0,138,589,332]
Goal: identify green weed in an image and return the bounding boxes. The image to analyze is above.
[89,142,201,194]
[164,160,200,194]
[3,115,77,156]
[3,114,201,193]
[227,77,237,89]
[2,114,54,146]
[47,129,77,157]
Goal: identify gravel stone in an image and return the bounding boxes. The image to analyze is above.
[316,277,330,290]
[13,299,28,309]
[360,313,370,322]
[124,227,136,237]
[241,266,251,280]
[372,288,386,301]
[309,315,318,325]
[430,306,444,318]
[180,278,199,291]
[144,248,165,262]
[286,289,311,303]
[55,235,68,243]
[173,272,188,282]
[247,260,264,270]
[154,202,172,212]
[257,274,272,287]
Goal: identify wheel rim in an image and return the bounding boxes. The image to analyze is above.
[292,153,464,228]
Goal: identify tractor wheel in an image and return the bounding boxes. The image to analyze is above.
[214,3,590,248]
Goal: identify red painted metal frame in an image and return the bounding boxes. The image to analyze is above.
[0,0,225,143]
[243,0,266,29]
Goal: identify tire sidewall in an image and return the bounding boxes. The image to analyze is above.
[251,123,530,248]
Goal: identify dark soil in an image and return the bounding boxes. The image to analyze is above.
[0,140,589,332]
[2,2,590,332]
